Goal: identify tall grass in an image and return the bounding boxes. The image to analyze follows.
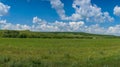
[0,38,120,67]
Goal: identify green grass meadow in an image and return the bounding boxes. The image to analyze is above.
[0,38,120,67]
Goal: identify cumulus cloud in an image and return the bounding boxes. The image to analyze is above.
[71,0,114,22]
[0,1,119,36]
[50,0,114,23]
[69,21,84,31]
[114,6,120,16]
[0,20,31,30]
[33,16,42,23]
[31,17,120,35]
[106,25,120,35]
[2,23,31,30]
[1,16,120,36]
[0,2,31,31]
[84,24,106,34]
[0,2,10,16]
[33,16,47,25]
[0,20,7,24]
[32,17,85,32]
[50,0,66,19]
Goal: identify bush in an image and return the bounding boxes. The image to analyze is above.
[2,30,19,38]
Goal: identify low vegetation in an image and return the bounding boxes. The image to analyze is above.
[0,30,119,39]
[0,38,120,67]
[0,30,119,67]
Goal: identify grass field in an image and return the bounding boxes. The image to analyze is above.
[0,38,120,67]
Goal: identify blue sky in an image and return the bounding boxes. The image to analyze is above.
[0,0,120,35]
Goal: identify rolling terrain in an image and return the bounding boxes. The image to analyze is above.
[0,30,119,39]
[0,30,119,67]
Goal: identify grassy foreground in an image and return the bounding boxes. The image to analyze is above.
[0,38,120,67]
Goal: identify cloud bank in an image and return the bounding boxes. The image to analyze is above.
[0,16,120,36]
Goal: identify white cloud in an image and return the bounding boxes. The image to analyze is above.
[0,20,31,30]
[2,23,31,30]
[0,2,10,16]
[1,17,120,36]
[114,6,120,16]
[31,17,120,35]
[72,0,114,22]
[0,19,105,34]
[0,1,118,36]
[50,0,114,23]
[0,2,31,31]
[0,20,6,24]
[106,25,120,35]
[33,16,47,25]
[32,17,85,32]
[69,21,84,31]
[33,16,42,23]
[50,0,66,20]
[0,1,117,36]
[84,24,106,34]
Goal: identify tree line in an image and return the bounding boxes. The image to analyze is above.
[0,30,119,39]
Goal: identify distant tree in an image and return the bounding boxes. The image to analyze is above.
[18,33,28,38]
[2,30,19,38]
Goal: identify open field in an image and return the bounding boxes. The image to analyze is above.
[0,38,120,67]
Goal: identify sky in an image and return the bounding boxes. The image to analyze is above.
[0,0,120,35]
